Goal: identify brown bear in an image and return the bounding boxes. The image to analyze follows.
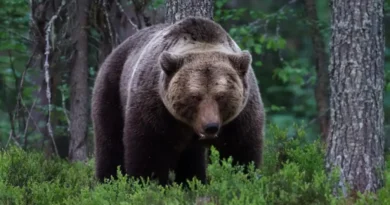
[91,17,265,186]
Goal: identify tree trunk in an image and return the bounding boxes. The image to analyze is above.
[68,0,92,162]
[303,0,330,144]
[326,0,385,196]
[165,0,214,24]
[28,0,60,153]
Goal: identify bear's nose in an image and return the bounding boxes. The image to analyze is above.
[203,123,220,135]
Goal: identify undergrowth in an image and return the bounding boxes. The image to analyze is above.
[0,124,389,205]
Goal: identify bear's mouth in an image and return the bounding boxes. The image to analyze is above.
[193,120,221,140]
[198,132,218,140]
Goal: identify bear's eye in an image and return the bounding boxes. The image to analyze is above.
[190,95,202,102]
[215,96,223,101]
[214,93,226,101]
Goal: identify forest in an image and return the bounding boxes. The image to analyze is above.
[1,0,390,204]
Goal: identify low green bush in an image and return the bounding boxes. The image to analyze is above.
[0,125,389,205]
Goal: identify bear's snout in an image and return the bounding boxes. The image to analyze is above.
[203,122,220,135]
[197,120,220,140]
[194,99,221,139]
[202,122,220,138]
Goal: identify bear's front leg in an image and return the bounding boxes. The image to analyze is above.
[214,109,264,171]
[122,118,181,186]
[174,140,207,186]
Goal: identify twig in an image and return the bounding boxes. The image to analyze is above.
[28,0,44,39]
[0,25,32,43]
[102,0,116,46]
[60,87,70,131]
[43,0,66,157]
[249,0,296,46]
[6,110,21,148]
[302,107,330,130]
[8,51,19,102]
[275,23,284,62]
[115,0,139,31]
[248,19,262,30]
[6,131,21,148]
[7,55,24,140]
[278,0,297,12]
[12,48,36,127]
[275,0,297,63]
[6,51,21,144]
[21,93,40,144]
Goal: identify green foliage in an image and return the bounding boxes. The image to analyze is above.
[0,125,358,205]
[2,124,390,204]
[212,0,390,145]
[0,0,32,140]
[213,0,321,138]
[149,0,165,9]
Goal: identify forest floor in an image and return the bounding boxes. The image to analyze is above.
[1,125,389,205]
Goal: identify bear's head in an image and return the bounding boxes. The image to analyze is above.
[158,50,252,139]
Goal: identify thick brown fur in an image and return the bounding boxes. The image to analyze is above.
[91,17,265,186]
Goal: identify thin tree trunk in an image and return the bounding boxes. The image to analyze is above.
[68,0,92,162]
[28,0,58,153]
[165,0,214,23]
[326,0,385,196]
[303,0,330,144]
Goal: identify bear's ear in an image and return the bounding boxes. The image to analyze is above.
[228,50,252,76]
[159,51,184,75]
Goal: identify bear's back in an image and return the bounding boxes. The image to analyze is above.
[118,24,170,107]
